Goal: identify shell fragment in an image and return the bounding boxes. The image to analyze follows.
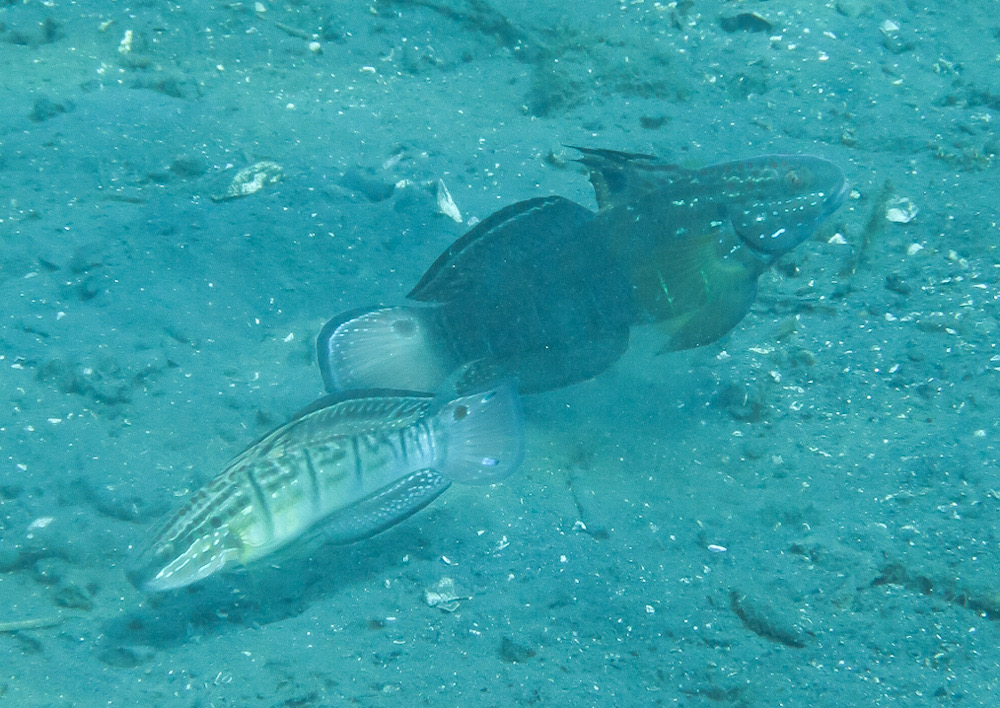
[885,196,918,224]
[436,179,463,223]
[212,161,284,202]
[423,576,463,612]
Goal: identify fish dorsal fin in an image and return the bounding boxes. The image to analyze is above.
[235,391,436,467]
[409,196,594,303]
[571,146,687,210]
[290,389,433,426]
[289,390,434,432]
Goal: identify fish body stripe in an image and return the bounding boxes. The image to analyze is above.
[134,412,442,589]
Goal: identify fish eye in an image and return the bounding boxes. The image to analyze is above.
[452,405,468,421]
[784,169,805,189]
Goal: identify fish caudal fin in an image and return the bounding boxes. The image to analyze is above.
[317,305,456,393]
[435,385,524,485]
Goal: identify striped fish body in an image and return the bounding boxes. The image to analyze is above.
[129,387,522,592]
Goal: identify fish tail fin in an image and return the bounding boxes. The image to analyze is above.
[434,384,524,485]
[316,305,455,393]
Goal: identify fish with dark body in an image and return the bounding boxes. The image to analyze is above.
[318,195,636,395]
[317,148,847,393]
[128,386,522,592]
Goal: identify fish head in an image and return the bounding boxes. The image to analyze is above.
[127,513,241,592]
[721,155,848,255]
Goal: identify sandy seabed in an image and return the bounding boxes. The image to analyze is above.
[1,0,1000,705]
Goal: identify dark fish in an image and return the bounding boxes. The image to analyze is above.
[319,196,636,395]
[318,148,848,392]
[576,147,847,351]
[129,385,522,591]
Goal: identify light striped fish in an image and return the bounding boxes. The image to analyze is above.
[128,385,522,592]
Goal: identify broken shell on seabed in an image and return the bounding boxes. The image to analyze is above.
[211,161,284,202]
[423,576,464,612]
[435,179,463,223]
[885,196,919,224]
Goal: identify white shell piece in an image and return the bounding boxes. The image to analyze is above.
[885,197,918,224]
[436,179,463,223]
[212,161,283,202]
[423,577,463,612]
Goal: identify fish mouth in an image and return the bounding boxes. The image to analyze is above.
[127,543,231,592]
[125,561,157,592]
[126,533,233,592]
[829,175,850,214]
[125,544,168,592]
[125,532,186,592]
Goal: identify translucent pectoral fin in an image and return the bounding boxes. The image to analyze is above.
[628,228,764,352]
[654,270,760,352]
[436,384,524,485]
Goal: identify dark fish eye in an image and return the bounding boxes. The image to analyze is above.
[453,405,468,421]
[784,169,805,189]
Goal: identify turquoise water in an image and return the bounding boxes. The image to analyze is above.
[2,0,999,705]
